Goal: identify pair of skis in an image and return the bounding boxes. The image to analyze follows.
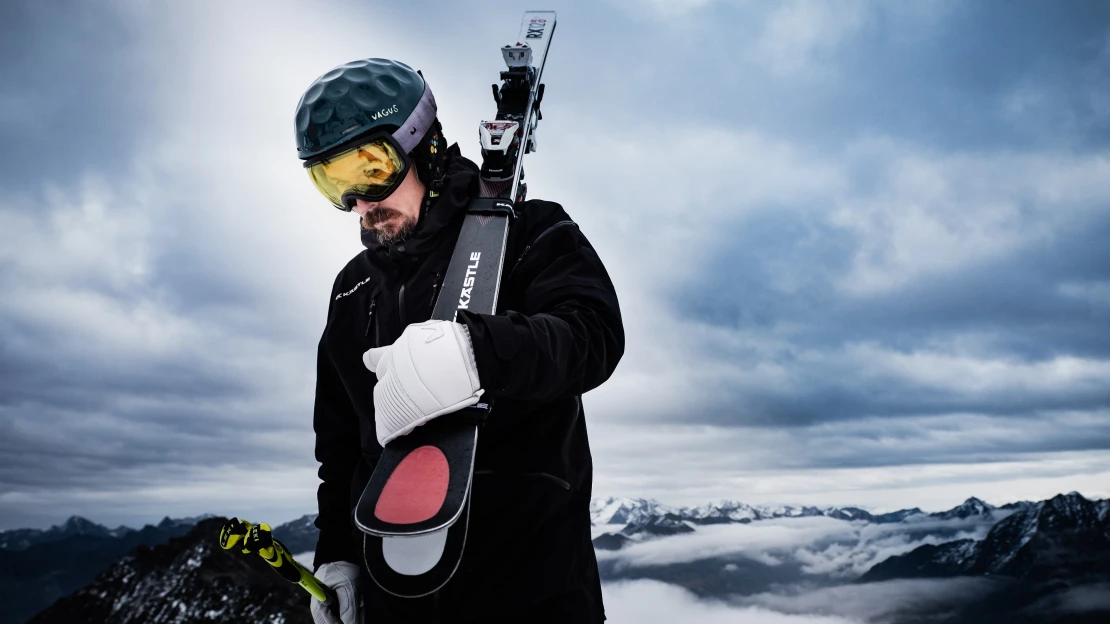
[353,10,558,598]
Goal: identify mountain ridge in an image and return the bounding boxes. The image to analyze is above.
[860,492,1110,583]
[27,518,311,624]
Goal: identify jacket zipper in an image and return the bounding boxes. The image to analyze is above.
[398,257,431,328]
[366,283,384,344]
[364,283,383,344]
[429,270,442,308]
[364,300,376,338]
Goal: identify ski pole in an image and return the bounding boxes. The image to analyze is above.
[219,517,339,616]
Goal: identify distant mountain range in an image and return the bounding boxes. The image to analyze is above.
[588,494,1026,549]
[27,518,310,624]
[856,492,1110,623]
[0,513,307,624]
[8,494,1107,623]
[861,492,1110,583]
[593,492,1108,624]
[267,513,319,555]
[0,514,213,552]
[0,515,220,624]
[589,494,991,528]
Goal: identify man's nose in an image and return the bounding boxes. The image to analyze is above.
[354,199,377,216]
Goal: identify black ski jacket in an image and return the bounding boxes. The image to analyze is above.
[311,145,624,623]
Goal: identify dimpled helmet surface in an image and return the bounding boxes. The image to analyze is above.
[295,58,425,160]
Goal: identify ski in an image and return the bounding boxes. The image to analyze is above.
[354,10,557,598]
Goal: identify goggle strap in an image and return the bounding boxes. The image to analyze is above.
[394,82,438,154]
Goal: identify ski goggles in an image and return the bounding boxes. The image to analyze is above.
[304,131,412,211]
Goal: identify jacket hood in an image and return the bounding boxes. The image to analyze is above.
[360,143,479,264]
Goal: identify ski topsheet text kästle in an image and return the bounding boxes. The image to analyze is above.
[354,11,557,598]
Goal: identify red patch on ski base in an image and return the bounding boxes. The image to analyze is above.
[374,445,450,524]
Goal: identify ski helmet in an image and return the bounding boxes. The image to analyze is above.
[294,58,447,205]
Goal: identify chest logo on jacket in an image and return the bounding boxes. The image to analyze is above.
[335,275,375,301]
[457,252,481,310]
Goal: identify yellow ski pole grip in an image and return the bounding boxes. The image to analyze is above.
[219,518,339,607]
[219,517,252,551]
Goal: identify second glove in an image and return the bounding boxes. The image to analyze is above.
[310,561,361,624]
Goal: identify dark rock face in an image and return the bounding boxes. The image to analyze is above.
[861,492,1110,583]
[857,493,1110,624]
[975,493,1110,582]
[27,518,312,624]
[0,521,197,624]
[860,539,980,581]
[621,513,696,538]
[871,507,926,524]
[592,532,632,551]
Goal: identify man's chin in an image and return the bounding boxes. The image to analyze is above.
[369,220,416,246]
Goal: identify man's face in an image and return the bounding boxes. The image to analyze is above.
[353,165,425,246]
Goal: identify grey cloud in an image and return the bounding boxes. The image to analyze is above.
[660,144,1110,428]
[0,1,154,196]
[603,578,863,624]
[1045,582,1110,614]
[597,516,1015,623]
[737,577,999,624]
[601,513,1000,577]
[578,2,1110,154]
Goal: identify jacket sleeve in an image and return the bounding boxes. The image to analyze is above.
[312,287,362,570]
[457,212,624,403]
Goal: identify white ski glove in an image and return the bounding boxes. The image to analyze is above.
[310,561,361,624]
[363,320,484,447]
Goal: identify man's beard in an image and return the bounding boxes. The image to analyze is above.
[363,208,418,246]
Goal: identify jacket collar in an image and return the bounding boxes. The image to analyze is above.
[360,144,479,265]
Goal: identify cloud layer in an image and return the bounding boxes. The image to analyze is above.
[604,579,861,624]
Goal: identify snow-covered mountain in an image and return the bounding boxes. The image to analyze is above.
[860,491,1110,582]
[589,495,1020,556]
[590,496,994,536]
[682,500,764,523]
[682,500,865,523]
[0,516,210,624]
[27,518,310,624]
[929,496,994,520]
[272,513,320,554]
[590,496,677,526]
[591,496,892,531]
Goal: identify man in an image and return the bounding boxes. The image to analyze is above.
[297,58,624,624]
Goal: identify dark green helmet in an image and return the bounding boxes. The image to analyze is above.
[294,58,437,161]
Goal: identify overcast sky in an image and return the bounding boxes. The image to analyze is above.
[1,0,1108,530]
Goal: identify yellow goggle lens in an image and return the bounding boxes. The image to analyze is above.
[306,138,406,209]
